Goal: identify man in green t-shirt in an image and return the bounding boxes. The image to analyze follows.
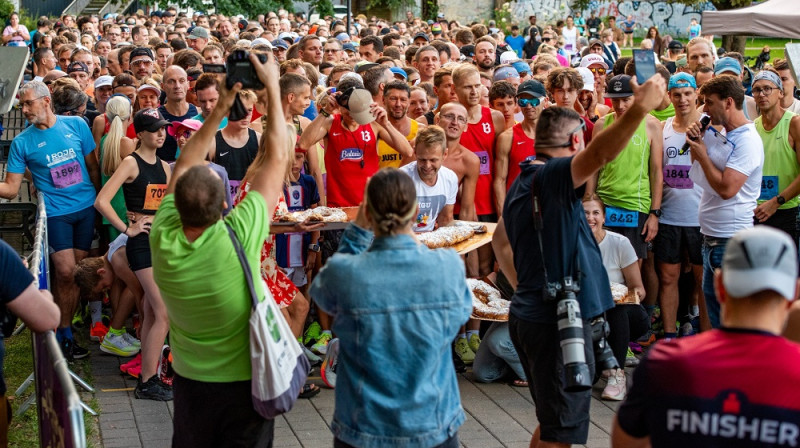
[150,53,288,447]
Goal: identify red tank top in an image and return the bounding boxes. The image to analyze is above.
[508,123,536,190]
[324,115,378,207]
[459,106,497,216]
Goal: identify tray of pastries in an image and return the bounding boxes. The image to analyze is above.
[610,282,641,305]
[272,207,359,230]
[416,221,495,254]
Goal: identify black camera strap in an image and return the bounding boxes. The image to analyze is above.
[530,160,582,290]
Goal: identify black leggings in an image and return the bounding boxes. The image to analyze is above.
[605,304,649,368]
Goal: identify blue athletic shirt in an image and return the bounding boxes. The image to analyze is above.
[7,115,96,217]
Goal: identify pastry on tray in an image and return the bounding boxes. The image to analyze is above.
[468,278,509,321]
[417,223,476,249]
[277,206,349,223]
[610,282,640,305]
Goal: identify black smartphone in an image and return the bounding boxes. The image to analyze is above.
[633,49,656,85]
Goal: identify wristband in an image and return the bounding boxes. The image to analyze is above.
[320,108,331,118]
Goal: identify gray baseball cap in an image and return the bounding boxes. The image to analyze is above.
[723,227,798,300]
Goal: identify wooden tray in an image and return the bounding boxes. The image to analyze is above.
[451,222,497,255]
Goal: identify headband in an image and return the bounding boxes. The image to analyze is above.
[753,70,783,91]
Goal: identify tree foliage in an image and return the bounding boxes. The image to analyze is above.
[310,0,335,19]
[139,0,294,17]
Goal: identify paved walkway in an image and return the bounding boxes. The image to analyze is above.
[89,344,622,448]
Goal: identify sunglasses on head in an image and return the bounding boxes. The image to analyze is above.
[336,86,355,110]
[517,97,541,108]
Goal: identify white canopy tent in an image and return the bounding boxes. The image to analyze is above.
[702,0,800,39]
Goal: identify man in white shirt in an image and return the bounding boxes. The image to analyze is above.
[400,126,458,232]
[686,75,764,329]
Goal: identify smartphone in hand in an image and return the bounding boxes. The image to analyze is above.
[633,49,656,85]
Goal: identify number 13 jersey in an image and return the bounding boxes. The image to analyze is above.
[661,116,701,227]
[325,115,379,207]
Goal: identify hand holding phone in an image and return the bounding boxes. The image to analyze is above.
[633,49,656,85]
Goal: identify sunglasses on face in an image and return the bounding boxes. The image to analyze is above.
[517,97,541,108]
[588,67,606,76]
[179,130,193,139]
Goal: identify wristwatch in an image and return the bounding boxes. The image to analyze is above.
[649,209,662,218]
[309,243,321,253]
[777,195,787,205]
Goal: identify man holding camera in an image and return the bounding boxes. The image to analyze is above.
[496,74,666,447]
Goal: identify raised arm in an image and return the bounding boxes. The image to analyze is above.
[243,52,289,207]
[167,72,242,195]
[571,75,666,188]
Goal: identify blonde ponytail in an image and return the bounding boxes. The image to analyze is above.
[101,96,132,177]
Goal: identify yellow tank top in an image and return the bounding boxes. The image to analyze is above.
[378,120,419,168]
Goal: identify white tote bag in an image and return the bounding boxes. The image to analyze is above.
[226,224,310,419]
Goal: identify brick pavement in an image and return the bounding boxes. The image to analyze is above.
[89,344,622,448]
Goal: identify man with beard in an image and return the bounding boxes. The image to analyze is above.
[474,36,496,77]
[0,81,100,361]
[129,47,156,81]
[494,80,544,213]
[419,67,459,125]
[379,81,425,168]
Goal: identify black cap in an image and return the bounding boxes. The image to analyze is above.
[161,10,174,17]
[134,108,171,133]
[413,31,429,42]
[606,74,633,98]
[517,79,546,98]
[379,27,391,35]
[238,19,248,30]
[355,62,380,74]
[668,40,684,50]
[460,44,475,58]
[129,47,154,62]
[150,11,162,17]
[67,61,89,74]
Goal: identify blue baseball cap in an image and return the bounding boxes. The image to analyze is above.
[668,72,697,90]
[343,42,356,53]
[271,39,288,50]
[390,66,408,80]
[493,66,520,82]
[512,60,530,75]
[714,57,742,76]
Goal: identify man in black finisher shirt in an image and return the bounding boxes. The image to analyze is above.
[494,74,666,447]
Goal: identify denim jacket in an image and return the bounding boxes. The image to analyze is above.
[311,224,472,448]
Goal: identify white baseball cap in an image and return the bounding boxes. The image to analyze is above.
[576,67,595,92]
[722,227,798,301]
[580,53,608,70]
[499,50,519,65]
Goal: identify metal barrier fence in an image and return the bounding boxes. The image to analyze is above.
[22,193,87,448]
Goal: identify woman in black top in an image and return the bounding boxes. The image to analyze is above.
[95,108,173,402]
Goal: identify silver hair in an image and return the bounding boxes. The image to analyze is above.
[18,81,51,100]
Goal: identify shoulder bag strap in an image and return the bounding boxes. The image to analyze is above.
[225,223,260,309]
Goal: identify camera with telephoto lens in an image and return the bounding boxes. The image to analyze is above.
[591,316,619,372]
[226,49,268,90]
[550,277,593,392]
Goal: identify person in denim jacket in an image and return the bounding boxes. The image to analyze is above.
[311,169,472,448]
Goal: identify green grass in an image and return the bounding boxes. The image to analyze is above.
[5,329,39,448]
[4,328,98,448]
[621,37,796,64]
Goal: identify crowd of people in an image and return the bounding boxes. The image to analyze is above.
[0,5,800,447]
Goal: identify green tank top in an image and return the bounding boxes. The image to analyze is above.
[756,110,800,209]
[99,135,129,238]
[649,102,675,121]
[597,113,651,213]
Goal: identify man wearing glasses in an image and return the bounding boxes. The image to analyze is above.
[129,47,155,81]
[105,25,121,47]
[494,75,666,448]
[0,81,101,362]
[753,70,800,245]
[493,80,545,213]
[322,39,343,64]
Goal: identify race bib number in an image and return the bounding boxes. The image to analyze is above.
[606,206,638,228]
[143,184,168,211]
[663,165,693,189]
[49,160,83,189]
[229,180,241,198]
[476,151,490,175]
[760,176,779,200]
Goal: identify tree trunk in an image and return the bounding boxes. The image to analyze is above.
[721,35,746,55]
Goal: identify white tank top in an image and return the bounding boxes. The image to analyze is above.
[661,116,702,227]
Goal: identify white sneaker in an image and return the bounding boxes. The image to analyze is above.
[122,331,141,348]
[602,369,627,401]
[100,332,140,357]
